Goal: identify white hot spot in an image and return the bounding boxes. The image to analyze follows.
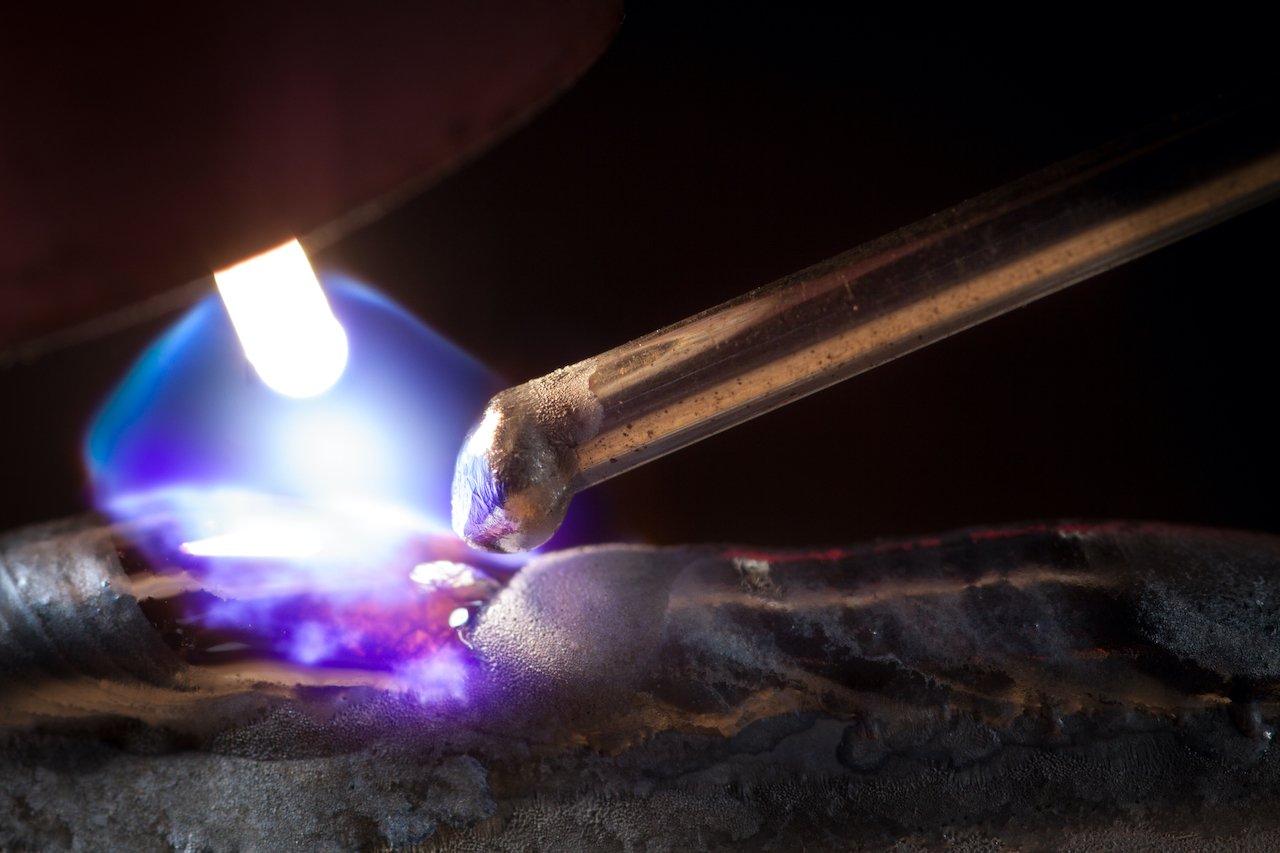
[447,607,470,629]
[451,407,502,537]
[180,522,326,559]
[410,561,468,588]
[214,239,348,398]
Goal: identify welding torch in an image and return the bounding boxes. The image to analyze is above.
[452,102,1280,553]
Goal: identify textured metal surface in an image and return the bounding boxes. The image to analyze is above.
[4,520,1280,850]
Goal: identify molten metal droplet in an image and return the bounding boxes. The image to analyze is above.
[214,240,348,399]
[451,375,588,552]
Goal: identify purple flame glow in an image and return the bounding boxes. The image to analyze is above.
[84,274,537,697]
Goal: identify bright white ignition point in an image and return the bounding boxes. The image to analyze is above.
[180,524,325,558]
[410,561,483,591]
[214,239,348,398]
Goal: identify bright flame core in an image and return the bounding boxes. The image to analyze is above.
[84,275,533,689]
[214,239,348,398]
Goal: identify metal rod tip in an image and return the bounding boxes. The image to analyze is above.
[451,388,578,552]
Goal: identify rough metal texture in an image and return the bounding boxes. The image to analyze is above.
[4,520,1280,851]
[0,518,178,685]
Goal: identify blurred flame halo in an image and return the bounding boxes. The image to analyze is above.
[85,270,523,686]
[85,273,497,555]
[5,1,624,699]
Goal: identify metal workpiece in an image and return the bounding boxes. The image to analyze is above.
[452,103,1280,552]
[0,518,179,687]
[5,521,1280,850]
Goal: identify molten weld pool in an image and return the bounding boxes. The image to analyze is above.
[82,274,551,694]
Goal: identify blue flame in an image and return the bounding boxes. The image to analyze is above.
[87,275,500,554]
[84,274,520,688]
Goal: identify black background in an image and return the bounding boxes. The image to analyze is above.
[2,3,1277,548]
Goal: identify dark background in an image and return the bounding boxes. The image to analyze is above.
[2,4,1278,548]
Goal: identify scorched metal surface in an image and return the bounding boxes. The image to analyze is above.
[3,519,1280,850]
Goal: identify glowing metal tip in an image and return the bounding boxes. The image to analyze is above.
[214,239,348,398]
[451,387,577,553]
